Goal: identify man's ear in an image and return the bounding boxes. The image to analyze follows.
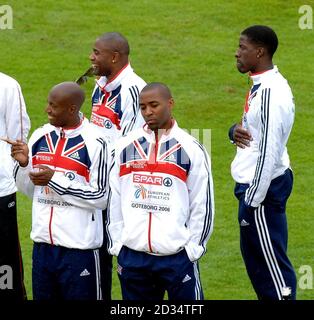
[257,46,265,58]
[169,98,175,111]
[69,104,77,114]
[112,51,120,64]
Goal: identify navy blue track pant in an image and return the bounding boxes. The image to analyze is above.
[235,169,296,300]
[117,246,203,300]
[32,242,102,300]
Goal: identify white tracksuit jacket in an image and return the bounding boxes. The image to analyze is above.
[90,63,146,145]
[14,119,109,249]
[231,66,295,207]
[0,72,30,197]
[107,121,215,262]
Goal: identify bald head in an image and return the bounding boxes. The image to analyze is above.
[50,82,85,110]
[46,82,85,128]
[141,82,172,100]
[98,32,130,56]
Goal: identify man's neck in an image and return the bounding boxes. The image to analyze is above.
[106,62,128,82]
[62,117,81,129]
[252,62,273,74]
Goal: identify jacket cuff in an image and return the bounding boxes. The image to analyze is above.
[185,244,203,262]
[48,171,71,192]
[110,242,123,256]
[244,200,258,210]
[228,123,237,144]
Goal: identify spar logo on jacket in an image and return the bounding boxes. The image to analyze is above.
[119,136,191,213]
[107,122,215,259]
[119,136,191,182]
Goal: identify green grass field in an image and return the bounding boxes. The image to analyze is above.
[1,0,313,300]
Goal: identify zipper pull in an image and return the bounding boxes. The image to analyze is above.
[60,128,65,139]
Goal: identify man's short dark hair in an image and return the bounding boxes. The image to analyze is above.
[141,82,172,99]
[241,25,278,57]
[99,32,130,55]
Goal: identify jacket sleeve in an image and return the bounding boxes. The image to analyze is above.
[47,138,109,210]
[185,141,215,261]
[121,85,145,136]
[13,129,43,198]
[14,162,34,198]
[228,123,237,144]
[5,81,31,142]
[106,148,124,256]
[244,88,294,207]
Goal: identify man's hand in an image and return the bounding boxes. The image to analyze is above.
[233,124,253,149]
[29,165,55,186]
[1,138,29,167]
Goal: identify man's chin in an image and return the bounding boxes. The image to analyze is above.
[237,66,248,74]
[236,62,248,74]
[91,66,101,76]
[48,120,59,127]
[147,124,158,131]
[238,68,249,74]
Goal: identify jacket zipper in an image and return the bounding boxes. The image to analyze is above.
[49,207,54,245]
[148,212,153,253]
[48,128,66,244]
[147,130,159,253]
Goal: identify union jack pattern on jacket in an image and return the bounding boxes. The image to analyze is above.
[106,121,215,262]
[14,118,109,249]
[91,63,146,145]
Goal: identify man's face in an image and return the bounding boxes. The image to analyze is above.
[139,88,173,131]
[45,91,72,128]
[89,38,114,77]
[235,35,260,73]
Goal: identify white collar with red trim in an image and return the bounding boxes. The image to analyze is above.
[143,119,178,142]
[96,63,132,92]
[51,117,89,138]
[250,65,278,85]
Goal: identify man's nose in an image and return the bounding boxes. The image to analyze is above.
[144,108,153,116]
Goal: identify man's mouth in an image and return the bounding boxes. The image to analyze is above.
[146,119,156,125]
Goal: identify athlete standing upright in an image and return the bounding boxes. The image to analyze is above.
[229,25,296,300]
[107,82,214,300]
[89,32,146,300]
[0,72,30,300]
[9,82,108,300]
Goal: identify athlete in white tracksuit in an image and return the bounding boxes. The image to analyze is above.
[230,25,296,300]
[90,32,146,146]
[89,32,146,300]
[15,119,108,250]
[12,82,109,300]
[90,63,146,145]
[0,72,30,300]
[107,82,214,300]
